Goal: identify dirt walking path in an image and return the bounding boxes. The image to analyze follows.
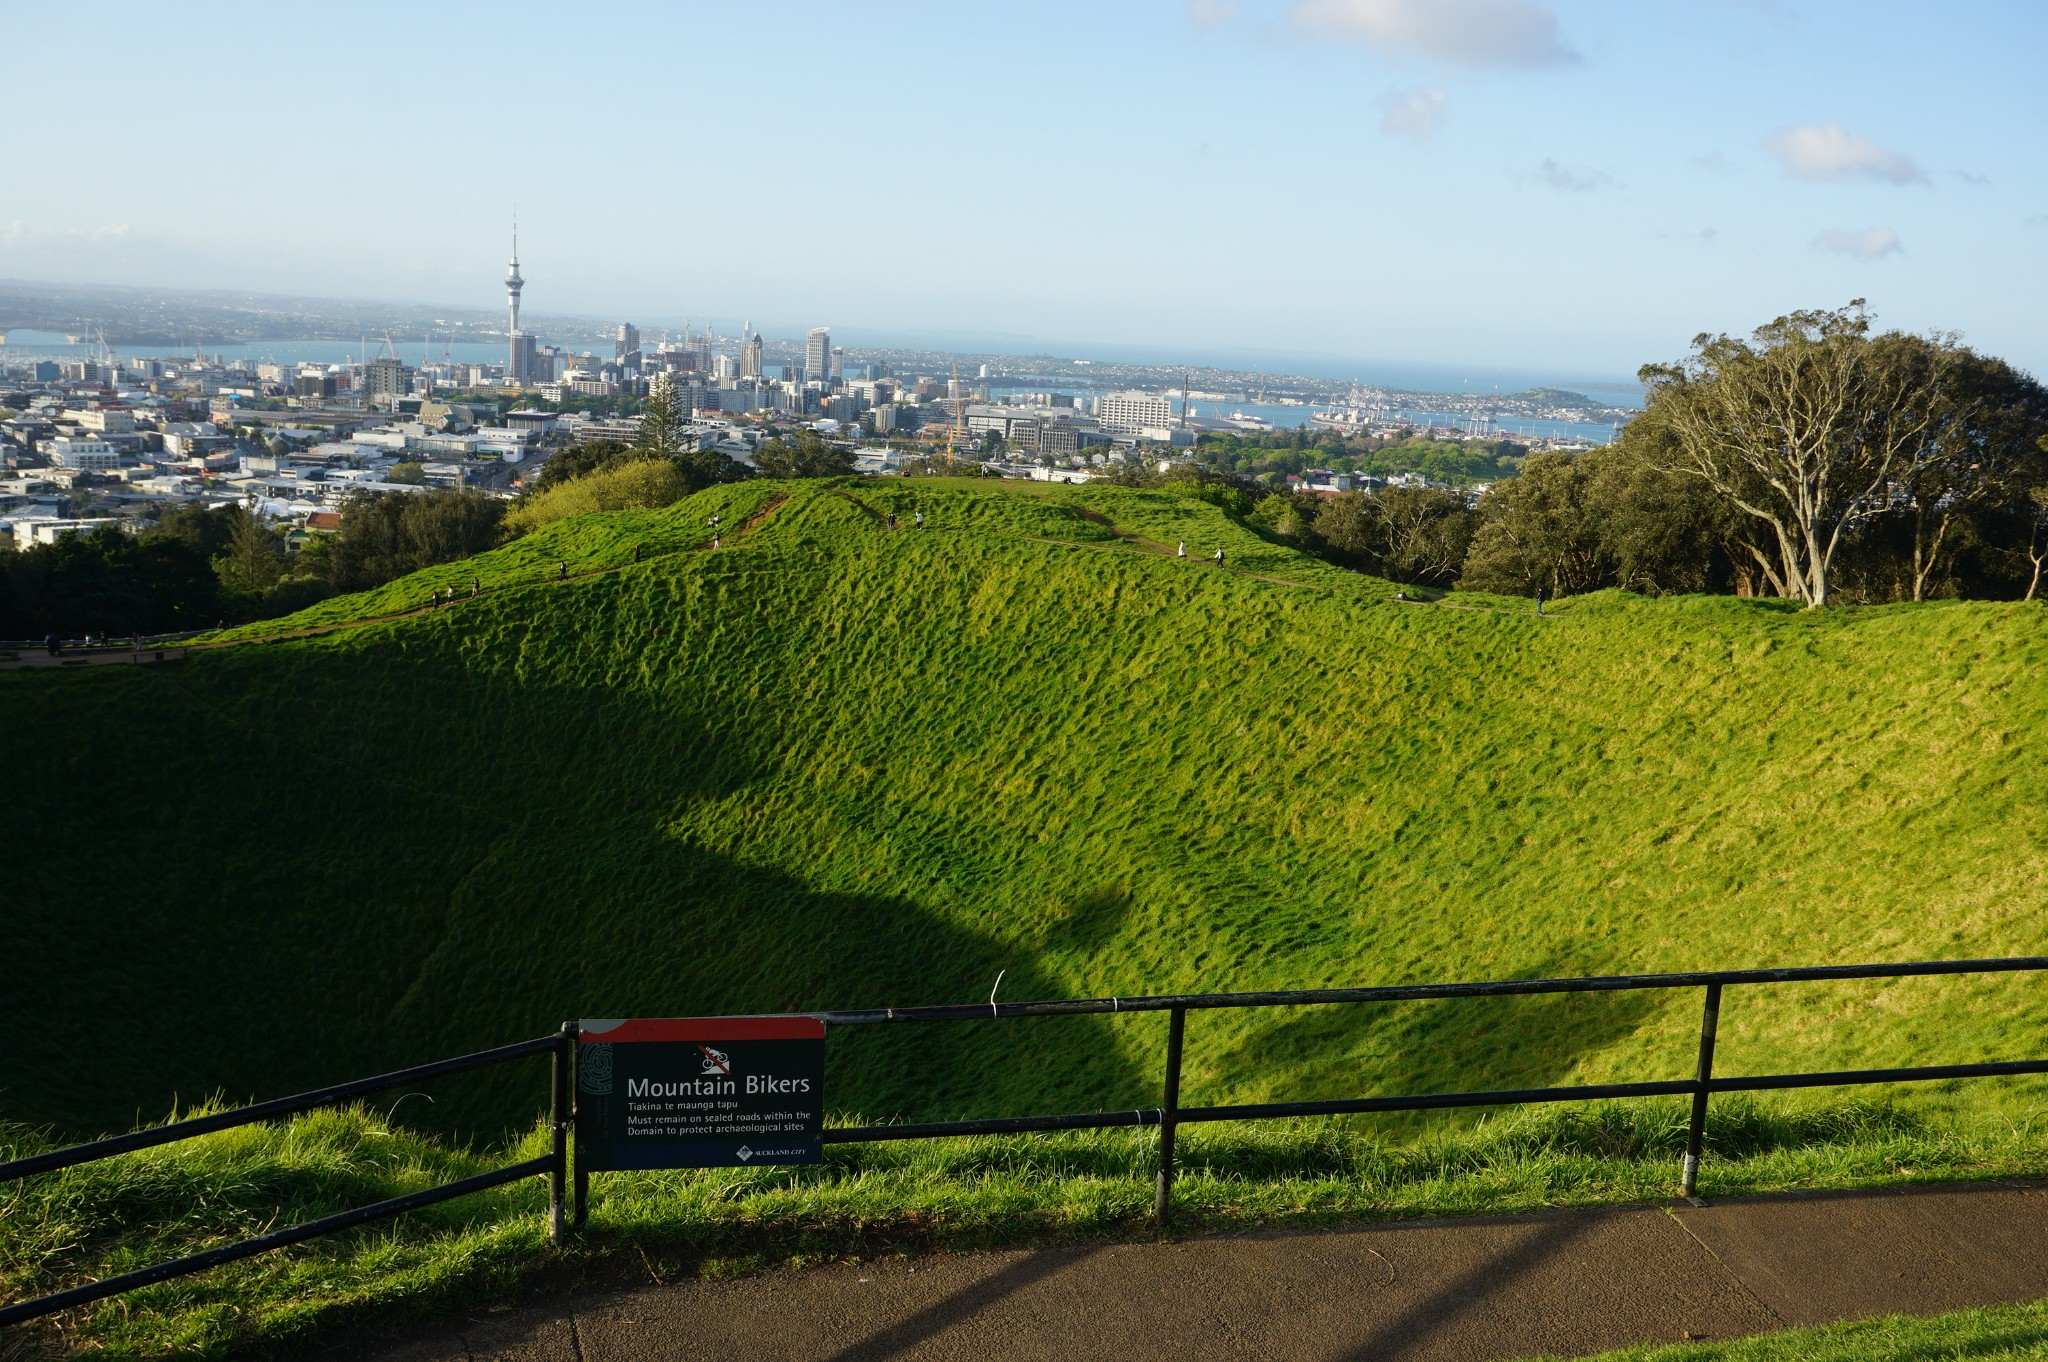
[338,1179,2048,1362]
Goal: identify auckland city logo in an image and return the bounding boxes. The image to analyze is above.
[578,1042,614,1095]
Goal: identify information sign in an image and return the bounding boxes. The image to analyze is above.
[576,1016,825,1170]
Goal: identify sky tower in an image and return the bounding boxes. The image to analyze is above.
[505,218,532,383]
[506,221,523,329]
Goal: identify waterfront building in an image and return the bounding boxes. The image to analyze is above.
[1095,391,1174,436]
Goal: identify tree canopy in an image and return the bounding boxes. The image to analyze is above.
[753,430,856,479]
[1640,301,2048,607]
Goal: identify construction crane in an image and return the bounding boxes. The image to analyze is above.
[948,360,966,471]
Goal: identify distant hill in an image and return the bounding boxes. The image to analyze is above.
[8,479,2048,1141]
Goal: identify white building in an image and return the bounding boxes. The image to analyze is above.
[11,516,123,549]
[62,407,136,435]
[46,437,122,470]
[1095,391,1175,436]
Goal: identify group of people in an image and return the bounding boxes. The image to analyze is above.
[1175,541,1226,567]
[38,630,148,659]
[885,510,927,531]
[428,577,483,610]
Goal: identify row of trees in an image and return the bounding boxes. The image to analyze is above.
[1196,431,1527,486]
[0,490,508,639]
[1251,304,2048,607]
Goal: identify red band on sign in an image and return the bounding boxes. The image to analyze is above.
[579,1016,825,1044]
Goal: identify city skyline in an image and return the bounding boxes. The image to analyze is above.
[5,0,2043,377]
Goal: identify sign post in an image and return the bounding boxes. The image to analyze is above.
[575,1017,825,1173]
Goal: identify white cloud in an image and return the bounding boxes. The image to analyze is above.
[1380,87,1445,141]
[1290,0,1578,69]
[1531,157,1612,192]
[1767,124,1926,185]
[1187,0,1239,30]
[1814,226,1903,259]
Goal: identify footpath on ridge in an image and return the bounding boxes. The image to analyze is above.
[341,1179,2048,1362]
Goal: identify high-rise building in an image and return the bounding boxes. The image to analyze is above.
[804,328,830,384]
[615,323,641,367]
[509,334,538,387]
[740,332,764,380]
[363,356,415,408]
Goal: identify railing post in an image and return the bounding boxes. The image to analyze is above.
[571,1021,589,1230]
[1681,983,1722,1198]
[1154,1006,1186,1227]
[550,1022,571,1244]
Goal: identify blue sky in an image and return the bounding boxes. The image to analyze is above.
[5,0,2043,380]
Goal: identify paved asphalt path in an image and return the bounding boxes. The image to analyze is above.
[331,1180,2048,1362]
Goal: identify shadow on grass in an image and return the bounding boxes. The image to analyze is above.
[0,631,1145,1146]
[1196,968,1672,1127]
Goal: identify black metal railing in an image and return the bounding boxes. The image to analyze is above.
[792,956,2048,1227]
[0,628,213,655]
[0,1028,575,1329]
[11,956,2048,1332]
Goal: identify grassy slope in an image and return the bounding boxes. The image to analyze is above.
[10,478,2048,1142]
[11,476,2048,1354]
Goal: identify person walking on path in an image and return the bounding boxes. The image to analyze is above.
[887,514,898,531]
[558,562,567,581]
[712,534,721,549]
[1213,548,1225,567]
[1535,586,1546,617]
[471,576,480,598]
[633,544,641,563]
[44,633,58,657]
[1177,541,1187,558]
[914,510,925,529]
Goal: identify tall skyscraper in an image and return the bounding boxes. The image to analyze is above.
[615,323,641,363]
[740,332,764,380]
[804,327,830,384]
